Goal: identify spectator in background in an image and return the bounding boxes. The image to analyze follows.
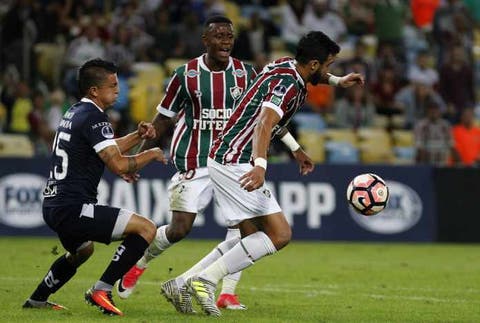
[414,100,455,166]
[280,0,308,50]
[374,0,407,49]
[28,91,54,155]
[334,85,375,129]
[175,12,204,59]
[451,108,480,166]
[342,0,374,37]
[149,8,182,63]
[8,81,33,134]
[232,11,275,61]
[371,63,402,120]
[45,88,66,132]
[407,49,439,88]
[303,0,347,43]
[63,24,106,97]
[439,46,475,123]
[339,39,373,84]
[394,74,446,129]
[410,0,440,31]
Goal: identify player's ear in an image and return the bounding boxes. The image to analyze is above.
[309,60,321,74]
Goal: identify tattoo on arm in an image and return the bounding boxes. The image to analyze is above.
[127,156,137,173]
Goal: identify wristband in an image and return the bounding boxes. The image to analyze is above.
[281,132,301,151]
[327,73,341,86]
[254,157,267,170]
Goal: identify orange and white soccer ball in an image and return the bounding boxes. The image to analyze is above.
[347,173,389,216]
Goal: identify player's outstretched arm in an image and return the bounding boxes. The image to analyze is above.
[239,108,280,192]
[98,145,167,176]
[275,127,314,176]
[137,113,174,153]
[326,72,365,88]
[115,121,156,153]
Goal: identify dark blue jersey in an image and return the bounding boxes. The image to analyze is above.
[43,98,117,207]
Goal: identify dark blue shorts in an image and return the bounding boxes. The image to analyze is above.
[43,204,130,253]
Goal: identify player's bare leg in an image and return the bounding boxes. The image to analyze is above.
[118,211,195,300]
[86,214,156,316]
[187,212,291,316]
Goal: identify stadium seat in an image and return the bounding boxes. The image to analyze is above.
[393,146,415,165]
[164,58,188,75]
[324,128,358,145]
[297,131,325,163]
[0,134,34,157]
[391,130,414,147]
[325,141,359,164]
[293,112,326,132]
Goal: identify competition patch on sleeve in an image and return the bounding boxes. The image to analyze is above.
[101,125,115,139]
[271,95,282,106]
[273,85,287,97]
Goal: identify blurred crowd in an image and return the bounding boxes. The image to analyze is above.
[0,0,480,167]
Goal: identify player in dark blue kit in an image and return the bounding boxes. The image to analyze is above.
[22,59,167,316]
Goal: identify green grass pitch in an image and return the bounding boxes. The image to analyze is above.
[1,237,480,322]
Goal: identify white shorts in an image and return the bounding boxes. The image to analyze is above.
[168,167,214,214]
[207,158,281,226]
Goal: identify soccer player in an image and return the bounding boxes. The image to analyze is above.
[182,31,364,316]
[116,16,313,312]
[22,59,167,316]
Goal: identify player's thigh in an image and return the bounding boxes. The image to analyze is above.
[168,167,213,214]
[43,204,134,253]
[207,158,281,226]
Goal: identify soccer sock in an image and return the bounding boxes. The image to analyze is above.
[221,228,242,295]
[137,225,171,269]
[30,254,77,302]
[95,234,149,290]
[176,236,240,287]
[200,231,276,285]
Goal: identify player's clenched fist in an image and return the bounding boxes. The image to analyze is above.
[138,121,156,139]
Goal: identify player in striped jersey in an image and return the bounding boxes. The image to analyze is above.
[117,16,311,313]
[183,32,364,316]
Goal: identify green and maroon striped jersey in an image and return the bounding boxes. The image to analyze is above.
[157,55,256,172]
[210,57,307,164]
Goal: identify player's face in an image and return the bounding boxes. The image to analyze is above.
[94,73,119,108]
[310,54,336,85]
[203,23,234,66]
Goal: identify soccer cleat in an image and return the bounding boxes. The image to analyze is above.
[22,299,67,310]
[216,293,247,310]
[160,278,195,314]
[186,276,221,317]
[116,265,146,299]
[85,288,123,316]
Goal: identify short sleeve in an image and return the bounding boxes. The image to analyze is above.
[261,78,298,119]
[83,112,117,153]
[157,71,185,118]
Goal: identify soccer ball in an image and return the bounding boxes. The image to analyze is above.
[347,173,389,216]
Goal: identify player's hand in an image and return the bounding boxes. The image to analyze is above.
[151,147,168,164]
[292,148,314,175]
[339,73,365,88]
[239,166,265,192]
[121,173,140,183]
[138,121,156,139]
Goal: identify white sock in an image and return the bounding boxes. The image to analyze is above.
[137,225,171,269]
[200,231,276,285]
[221,228,242,295]
[176,236,240,287]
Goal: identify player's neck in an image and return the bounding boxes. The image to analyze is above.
[84,96,107,110]
[294,62,310,84]
[204,54,228,71]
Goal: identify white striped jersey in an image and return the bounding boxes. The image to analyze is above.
[210,57,307,164]
[157,55,256,172]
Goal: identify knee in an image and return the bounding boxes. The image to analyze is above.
[67,243,94,267]
[141,219,157,243]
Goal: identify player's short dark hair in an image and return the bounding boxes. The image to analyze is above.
[295,31,340,64]
[204,15,233,31]
[77,58,117,96]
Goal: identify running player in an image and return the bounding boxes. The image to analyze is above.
[183,31,364,316]
[22,59,167,316]
[116,16,313,312]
